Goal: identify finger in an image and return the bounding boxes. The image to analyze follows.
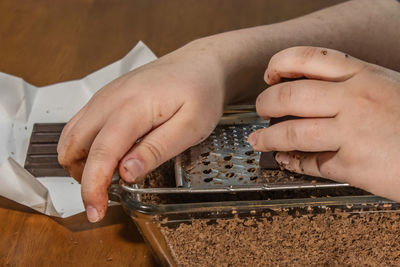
[81,103,182,222]
[265,46,366,85]
[274,151,347,183]
[119,105,216,183]
[57,77,135,181]
[58,104,88,153]
[57,104,92,180]
[80,108,153,223]
[57,90,128,181]
[57,107,106,182]
[248,118,340,152]
[256,79,343,119]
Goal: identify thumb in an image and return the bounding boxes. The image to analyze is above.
[119,108,216,183]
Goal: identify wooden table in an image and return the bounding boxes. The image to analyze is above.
[0,0,345,266]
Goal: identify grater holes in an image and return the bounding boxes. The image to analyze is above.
[201,152,210,157]
[245,150,254,156]
[247,167,256,173]
[225,164,233,169]
[202,161,211,166]
[250,176,258,181]
[224,155,232,161]
[203,169,212,174]
[246,159,255,164]
[225,172,235,178]
[203,177,213,183]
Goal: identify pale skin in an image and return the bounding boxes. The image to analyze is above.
[249,46,400,203]
[57,0,400,222]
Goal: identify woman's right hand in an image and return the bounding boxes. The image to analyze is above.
[57,41,227,222]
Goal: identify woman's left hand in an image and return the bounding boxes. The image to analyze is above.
[249,46,400,202]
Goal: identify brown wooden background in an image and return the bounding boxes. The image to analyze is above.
[0,0,346,266]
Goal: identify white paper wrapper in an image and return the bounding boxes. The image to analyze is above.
[0,41,157,217]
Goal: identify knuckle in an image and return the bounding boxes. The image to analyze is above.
[263,70,270,83]
[183,112,216,139]
[355,88,377,108]
[257,129,274,151]
[306,122,322,143]
[277,83,294,106]
[57,133,88,165]
[315,155,327,176]
[285,125,299,147]
[61,121,74,135]
[316,152,337,178]
[338,146,359,167]
[297,46,318,64]
[255,93,263,111]
[57,152,69,167]
[89,143,117,164]
[255,91,269,116]
[140,140,165,167]
[57,143,72,167]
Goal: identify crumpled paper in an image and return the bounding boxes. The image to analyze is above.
[0,41,157,218]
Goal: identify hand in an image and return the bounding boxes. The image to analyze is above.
[57,44,225,222]
[249,46,400,202]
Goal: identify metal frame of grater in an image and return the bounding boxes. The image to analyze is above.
[120,105,349,194]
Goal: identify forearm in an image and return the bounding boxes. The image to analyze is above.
[185,0,400,104]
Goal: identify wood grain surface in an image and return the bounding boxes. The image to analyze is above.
[0,0,346,266]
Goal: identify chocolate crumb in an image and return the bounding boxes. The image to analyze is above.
[245,150,254,156]
[161,210,400,266]
[225,172,235,178]
[223,155,232,161]
[200,152,210,157]
[249,176,258,181]
[247,167,256,173]
[203,169,212,174]
[224,164,233,169]
[321,50,328,55]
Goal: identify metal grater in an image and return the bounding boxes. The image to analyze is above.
[23,106,349,194]
[121,106,349,194]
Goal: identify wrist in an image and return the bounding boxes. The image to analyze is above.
[183,33,270,104]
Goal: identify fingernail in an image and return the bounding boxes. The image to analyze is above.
[248,132,258,147]
[123,158,143,183]
[86,206,99,223]
[275,152,290,165]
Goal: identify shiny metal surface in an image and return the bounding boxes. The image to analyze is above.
[121,105,349,195]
